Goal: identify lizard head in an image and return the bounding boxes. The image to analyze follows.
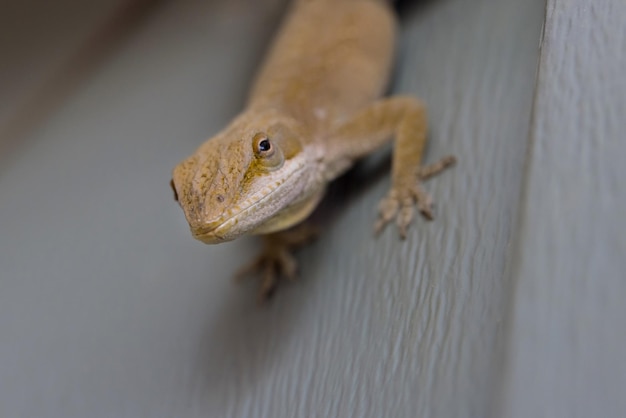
[171,112,317,244]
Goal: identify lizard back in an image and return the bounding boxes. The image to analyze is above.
[247,0,396,130]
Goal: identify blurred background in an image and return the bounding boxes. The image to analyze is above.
[1,0,624,417]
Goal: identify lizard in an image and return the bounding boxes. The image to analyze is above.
[170,0,456,299]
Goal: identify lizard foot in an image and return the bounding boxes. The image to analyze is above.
[374,155,456,239]
[234,224,318,301]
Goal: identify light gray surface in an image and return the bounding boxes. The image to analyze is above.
[496,1,626,417]
[9,0,625,416]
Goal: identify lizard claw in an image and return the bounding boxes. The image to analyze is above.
[375,186,431,239]
[235,247,299,301]
[234,224,318,301]
[374,155,455,239]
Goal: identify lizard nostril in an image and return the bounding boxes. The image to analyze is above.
[216,194,225,203]
[170,179,179,202]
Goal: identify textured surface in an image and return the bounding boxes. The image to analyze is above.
[496,1,626,417]
[0,0,554,417]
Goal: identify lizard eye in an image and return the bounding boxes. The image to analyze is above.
[253,133,275,158]
[258,138,271,152]
[252,132,283,170]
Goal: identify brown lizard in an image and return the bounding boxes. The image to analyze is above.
[171,0,455,299]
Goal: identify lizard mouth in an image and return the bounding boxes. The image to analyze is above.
[189,162,307,244]
[190,214,239,244]
[189,191,276,244]
[192,231,230,244]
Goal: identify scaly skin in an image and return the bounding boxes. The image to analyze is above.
[171,0,455,299]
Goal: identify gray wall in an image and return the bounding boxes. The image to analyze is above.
[0,0,624,417]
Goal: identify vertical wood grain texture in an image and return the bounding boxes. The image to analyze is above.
[496,0,626,417]
[0,0,546,417]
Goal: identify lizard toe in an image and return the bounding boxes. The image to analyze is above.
[396,200,415,240]
[412,183,434,220]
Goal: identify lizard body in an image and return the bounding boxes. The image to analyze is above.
[171,0,455,297]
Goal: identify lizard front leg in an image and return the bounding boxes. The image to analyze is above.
[235,223,318,301]
[327,96,455,238]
